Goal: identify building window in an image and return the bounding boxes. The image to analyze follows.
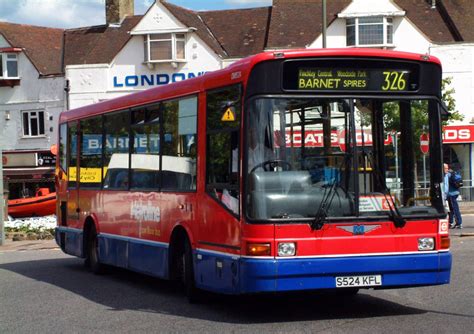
[346,17,393,47]
[22,110,45,137]
[144,33,186,62]
[0,53,19,78]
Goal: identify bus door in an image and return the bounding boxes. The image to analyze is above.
[66,121,80,228]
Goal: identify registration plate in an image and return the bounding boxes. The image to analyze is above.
[335,275,382,288]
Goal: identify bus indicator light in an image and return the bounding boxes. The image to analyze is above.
[440,236,450,249]
[246,243,271,256]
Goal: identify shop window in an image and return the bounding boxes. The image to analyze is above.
[346,17,393,47]
[130,104,161,190]
[103,110,130,190]
[0,53,19,79]
[162,96,197,191]
[206,84,241,215]
[144,33,186,63]
[22,110,45,137]
[79,116,103,188]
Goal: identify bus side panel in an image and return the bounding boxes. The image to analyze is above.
[96,234,170,278]
[194,195,242,294]
[194,250,240,294]
[128,240,169,278]
[55,226,84,258]
[98,234,128,268]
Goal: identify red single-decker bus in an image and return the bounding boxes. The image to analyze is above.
[56,48,451,300]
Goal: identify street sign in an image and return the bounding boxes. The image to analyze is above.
[420,133,429,154]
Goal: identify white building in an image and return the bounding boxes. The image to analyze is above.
[0,23,64,199]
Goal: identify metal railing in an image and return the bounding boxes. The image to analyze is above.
[387,179,474,204]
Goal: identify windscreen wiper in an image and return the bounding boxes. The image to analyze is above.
[311,179,336,230]
[311,153,350,230]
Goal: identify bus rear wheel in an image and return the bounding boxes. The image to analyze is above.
[86,225,104,274]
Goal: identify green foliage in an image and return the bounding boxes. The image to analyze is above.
[441,77,463,125]
[5,224,55,235]
[381,77,461,162]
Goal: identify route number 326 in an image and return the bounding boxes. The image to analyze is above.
[382,71,407,91]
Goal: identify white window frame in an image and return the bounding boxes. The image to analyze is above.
[144,33,186,63]
[22,110,46,137]
[346,16,394,48]
[0,53,20,79]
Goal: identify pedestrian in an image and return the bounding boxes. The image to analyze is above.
[444,163,463,229]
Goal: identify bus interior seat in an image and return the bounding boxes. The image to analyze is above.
[248,171,353,219]
[249,171,317,219]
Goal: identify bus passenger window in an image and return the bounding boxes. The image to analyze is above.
[131,104,161,190]
[59,123,67,173]
[162,96,197,192]
[206,84,241,215]
[103,110,130,190]
[67,122,78,189]
[79,116,103,188]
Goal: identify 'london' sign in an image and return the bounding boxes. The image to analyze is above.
[113,71,207,88]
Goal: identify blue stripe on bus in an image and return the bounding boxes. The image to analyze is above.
[55,227,84,258]
[239,252,452,293]
[194,249,240,294]
[98,234,170,279]
[56,227,451,295]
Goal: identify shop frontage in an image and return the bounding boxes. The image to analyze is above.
[3,151,56,201]
[443,125,474,201]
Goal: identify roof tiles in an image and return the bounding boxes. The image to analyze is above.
[0,22,63,76]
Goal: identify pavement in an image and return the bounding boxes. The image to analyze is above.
[0,238,59,253]
[1,216,473,252]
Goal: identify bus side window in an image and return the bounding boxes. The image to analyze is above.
[103,110,130,190]
[67,121,78,189]
[205,84,241,215]
[131,104,161,190]
[162,95,198,192]
[79,116,103,189]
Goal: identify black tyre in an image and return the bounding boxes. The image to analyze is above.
[86,225,105,274]
[182,238,201,303]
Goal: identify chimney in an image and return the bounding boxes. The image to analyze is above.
[431,0,436,9]
[106,0,134,25]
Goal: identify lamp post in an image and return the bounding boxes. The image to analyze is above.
[322,0,327,48]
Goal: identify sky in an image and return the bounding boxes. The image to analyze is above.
[0,0,273,29]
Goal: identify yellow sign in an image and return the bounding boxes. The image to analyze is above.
[221,108,236,122]
[68,167,104,183]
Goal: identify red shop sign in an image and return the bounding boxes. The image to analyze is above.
[442,125,474,144]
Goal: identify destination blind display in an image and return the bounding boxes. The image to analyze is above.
[297,68,412,91]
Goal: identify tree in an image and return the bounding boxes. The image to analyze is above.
[382,77,462,156]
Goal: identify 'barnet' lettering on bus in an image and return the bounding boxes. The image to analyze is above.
[56,49,451,302]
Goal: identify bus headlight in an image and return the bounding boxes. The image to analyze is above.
[418,237,435,251]
[278,242,296,257]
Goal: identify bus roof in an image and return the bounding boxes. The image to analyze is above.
[60,48,441,123]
